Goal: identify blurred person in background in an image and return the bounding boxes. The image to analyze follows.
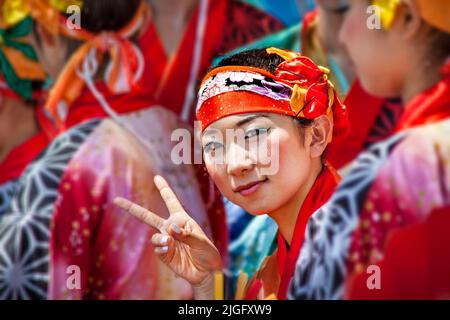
[219,0,406,282]
[289,0,450,300]
[0,0,226,300]
[0,15,52,217]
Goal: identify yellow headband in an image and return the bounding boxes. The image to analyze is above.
[373,0,450,33]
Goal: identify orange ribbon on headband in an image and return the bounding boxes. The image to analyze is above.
[196,48,348,139]
[27,0,149,122]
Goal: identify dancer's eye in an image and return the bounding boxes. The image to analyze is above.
[245,128,270,140]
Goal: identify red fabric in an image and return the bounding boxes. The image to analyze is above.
[347,207,450,300]
[276,164,340,299]
[137,0,283,123]
[244,279,263,300]
[63,82,152,130]
[0,129,49,184]
[327,80,385,169]
[301,9,318,46]
[394,62,450,132]
[197,91,292,131]
[345,62,450,300]
[137,0,229,120]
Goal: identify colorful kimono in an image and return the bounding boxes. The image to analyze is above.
[0,0,283,300]
[244,165,339,300]
[289,64,450,300]
[0,85,222,299]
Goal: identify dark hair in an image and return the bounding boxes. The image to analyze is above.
[32,0,141,51]
[426,26,450,65]
[71,0,141,33]
[216,48,315,130]
[216,48,283,74]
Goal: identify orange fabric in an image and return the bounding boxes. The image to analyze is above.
[2,45,46,80]
[415,0,450,34]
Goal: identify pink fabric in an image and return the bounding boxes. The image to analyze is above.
[49,109,215,299]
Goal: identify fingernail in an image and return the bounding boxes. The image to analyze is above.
[161,235,169,245]
[155,246,168,253]
[154,175,163,184]
[172,224,181,234]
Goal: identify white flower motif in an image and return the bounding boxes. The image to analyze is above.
[229,71,264,83]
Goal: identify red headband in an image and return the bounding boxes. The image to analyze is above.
[196,48,348,139]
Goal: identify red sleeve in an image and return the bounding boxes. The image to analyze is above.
[346,206,450,300]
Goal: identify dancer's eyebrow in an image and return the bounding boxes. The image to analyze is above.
[235,115,269,128]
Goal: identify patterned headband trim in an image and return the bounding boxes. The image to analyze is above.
[196,69,293,114]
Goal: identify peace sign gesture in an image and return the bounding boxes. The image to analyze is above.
[113,175,222,286]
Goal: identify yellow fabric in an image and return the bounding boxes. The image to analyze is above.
[1,0,82,28]
[373,0,450,34]
[372,0,401,29]
[1,0,29,27]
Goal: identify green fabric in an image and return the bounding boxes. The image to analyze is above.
[0,18,37,101]
[229,214,278,277]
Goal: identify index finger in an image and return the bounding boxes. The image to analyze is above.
[154,175,185,215]
[114,197,164,231]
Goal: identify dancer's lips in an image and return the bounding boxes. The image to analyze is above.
[233,178,269,196]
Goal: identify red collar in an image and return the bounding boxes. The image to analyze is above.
[276,164,340,299]
[62,82,153,131]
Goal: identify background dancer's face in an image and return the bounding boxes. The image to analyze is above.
[339,0,426,98]
[201,112,331,215]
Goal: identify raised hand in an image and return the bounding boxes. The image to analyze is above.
[113,175,222,285]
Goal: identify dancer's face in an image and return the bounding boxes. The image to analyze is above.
[201,113,330,215]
